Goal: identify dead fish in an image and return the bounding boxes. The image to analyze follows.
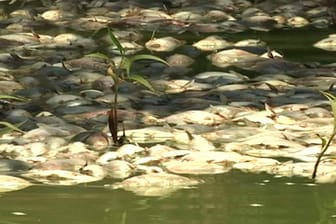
[166,54,194,67]
[163,160,231,175]
[251,58,303,74]
[163,79,213,93]
[239,131,304,150]
[46,94,84,108]
[71,131,110,150]
[242,15,277,31]
[192,35,232,51]
[103,160,134,179]
[107,172,203,196]
[121,8,171,19]
[313,34,336,51]
[0,175,32,193]
[163,110,224,126]
[204,10,232,22]
[234,39,265,47]
[219,20,247,33]
[53,33,97,49]
[208,48,260,68]
[171,130,216,151]
[23,164,106,185]
[121,126,174,144]
[171,11,203,22]
[116,144,145,158]
[36,159,86,172]
[287,16,309,28]
[145,36,184,52]
[0,80,23,94]
[108,41,143,55]
[41,9,65,21]
[0,32,52,45]
[67,16,114,32]
[195,71,248,84]
[5,109,32,124]
[233,157,280,174]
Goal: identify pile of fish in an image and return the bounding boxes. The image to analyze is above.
[0,0,336,196]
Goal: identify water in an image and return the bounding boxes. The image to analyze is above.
[1,171,336,224]
[233,28,336,64]
[2,2,336,223]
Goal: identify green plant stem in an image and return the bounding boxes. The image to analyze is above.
[98,28,167,145]
[312,131,336,179]
[112,81,119,144]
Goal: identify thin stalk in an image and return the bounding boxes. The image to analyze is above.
[312,131,336,179]
[109,80,119,145]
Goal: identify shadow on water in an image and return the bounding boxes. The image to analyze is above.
[0,171,336,224]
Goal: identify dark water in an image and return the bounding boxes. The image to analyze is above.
[1,171,336,224]
[232,28,336,64]
[147,27,336,76]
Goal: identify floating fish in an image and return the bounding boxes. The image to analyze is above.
[313,34,336,51]
[0,175,32,193]
[193,35,231,51]
[108,172,203,196]
[145,36,184,52]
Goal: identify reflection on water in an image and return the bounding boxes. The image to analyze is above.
[0,171,336,224]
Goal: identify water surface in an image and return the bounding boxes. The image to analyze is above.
[1,171,336,224]
[1,3,336,223]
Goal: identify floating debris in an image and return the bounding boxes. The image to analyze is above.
[192,35,232,51]
[166,54,194,67]
[313,34,336,51]
[107,173,203,196]
[145,37,184,52]
[23,164,106,186]
[287,16,310,28]
[103,160,134,179]
[0,0,336,195]
[163,160,232,175]
[234,39,265,47]
[0,175,32,193]
[208,48,261,68]
[163,110,224,126]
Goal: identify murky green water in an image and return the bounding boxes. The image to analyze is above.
[1,171,336,224]
[234,28,336,64]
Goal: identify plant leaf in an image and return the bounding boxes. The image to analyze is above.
[90,27,107,39]
[0,121,25,136]
[107,64,119,84]
[321,91,336,131]
[128,74,155,92]
[124,54,168,78]
[120,57,132,76]
[128,54,169,67]
[108,28,125,56]
[317,133,327,148]
[0,95,26,101]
